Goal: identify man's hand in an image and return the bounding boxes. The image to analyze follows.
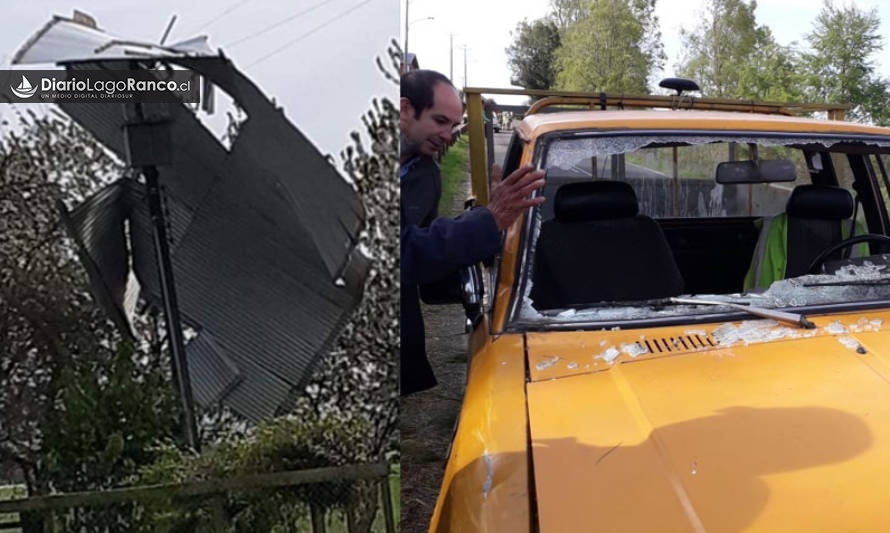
[487,164,546,230]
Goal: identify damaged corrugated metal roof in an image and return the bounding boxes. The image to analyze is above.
[16,18,370,421]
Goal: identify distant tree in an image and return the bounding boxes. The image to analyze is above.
[549,0,590,33]
[554,0,664,93]
[676,0,796,99]
[506,18,562,91]
[735,40,806,102]
[801,0,890,124]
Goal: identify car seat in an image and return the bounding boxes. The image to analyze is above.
[743,184,863,290]
[530,180,685,309]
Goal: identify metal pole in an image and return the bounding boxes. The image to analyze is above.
[122,69,200,452]
[450,33,453,81]
[143,166,200,451]
[403,0,409,70]
[463,45,468,88]
[159,15,177,45]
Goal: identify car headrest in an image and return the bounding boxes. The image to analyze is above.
[785,184,854,220]
[554,181,639,222]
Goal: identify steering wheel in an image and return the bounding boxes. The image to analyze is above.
[807,234,890,274]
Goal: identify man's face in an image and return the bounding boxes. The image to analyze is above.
[400,81,463,158]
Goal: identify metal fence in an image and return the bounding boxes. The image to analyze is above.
[0,462,397,533]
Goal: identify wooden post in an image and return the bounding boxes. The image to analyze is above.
[346,504,357,533]
[310,504,326,533]
[380,476,396,533]
[465,90,488,205]
[208,496,228,531]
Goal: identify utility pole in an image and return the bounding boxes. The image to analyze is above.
[403,0,409,70]
[125,114,200,452]
[449,33,453,81]
[463,45,468,88]
[122,77,199,451]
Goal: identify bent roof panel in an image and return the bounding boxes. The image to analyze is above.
[32,25,371,421]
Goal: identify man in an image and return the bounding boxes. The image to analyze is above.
[400,69,545,395]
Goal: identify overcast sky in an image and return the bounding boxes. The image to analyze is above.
[402,0,890,104]
[0,0,398,161]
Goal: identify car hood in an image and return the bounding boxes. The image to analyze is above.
[525,314,890,532]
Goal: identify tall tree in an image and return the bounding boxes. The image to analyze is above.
[735,40,806,102]
[554,0,664,93]
[677,0,789,98]
[801,0,890,124]
[506,18,562,91]
[549,0,590,33]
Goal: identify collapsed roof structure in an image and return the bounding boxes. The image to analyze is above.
[13,14,369,422]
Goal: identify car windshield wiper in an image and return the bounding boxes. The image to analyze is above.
[670,297,816,329]
[803,276,890,287]
[536,297,676,314]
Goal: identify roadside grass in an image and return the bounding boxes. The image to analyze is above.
[438,136,469,215]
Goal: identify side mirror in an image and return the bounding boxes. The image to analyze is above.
[417,200,485,328]
[418,264,484,328]
[461,263,484,330]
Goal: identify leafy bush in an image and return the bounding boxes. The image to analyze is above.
[137,415,372,531]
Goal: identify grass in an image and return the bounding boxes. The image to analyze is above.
[438,136,469,215]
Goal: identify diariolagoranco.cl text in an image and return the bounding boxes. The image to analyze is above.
[41,77,191,95]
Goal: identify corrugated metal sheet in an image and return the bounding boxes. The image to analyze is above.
[63,57,365,279]
[61,181,132,336]
[59,57,370,421]
[185,330,242,406]
[221,359,295,422]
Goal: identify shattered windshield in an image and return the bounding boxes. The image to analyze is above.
[511,131,890,329]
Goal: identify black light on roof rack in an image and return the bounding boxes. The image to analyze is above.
[659,78,700,96]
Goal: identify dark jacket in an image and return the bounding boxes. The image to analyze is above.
[400,155,501,395]
[401,155,441,227]
[400,208,501,395]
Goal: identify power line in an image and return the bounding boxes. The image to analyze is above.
[244,0,374,69]
[225,0,343,49]
[192,0,256,32]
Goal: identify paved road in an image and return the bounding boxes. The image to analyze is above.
[400,131,511,533]
[491,130,511,168]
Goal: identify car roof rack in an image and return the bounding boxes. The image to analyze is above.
[523,94,849,117]
[463,86,850,119]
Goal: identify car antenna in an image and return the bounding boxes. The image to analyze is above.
[659,78,701,96]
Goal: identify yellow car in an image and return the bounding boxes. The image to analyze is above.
[431,85,890,532]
